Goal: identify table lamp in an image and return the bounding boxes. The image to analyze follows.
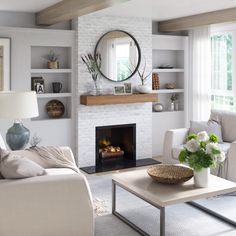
[0,91,39,150]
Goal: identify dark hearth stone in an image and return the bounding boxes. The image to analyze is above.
[80,158,161,174]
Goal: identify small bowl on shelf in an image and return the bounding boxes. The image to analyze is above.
[157,64,174,69]
[165,83,176,89]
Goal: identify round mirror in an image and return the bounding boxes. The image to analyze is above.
[95,30,141,82]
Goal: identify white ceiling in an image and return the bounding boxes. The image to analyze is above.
[0,0,236,21]
[102,0,236,21]
[0,0,62,13]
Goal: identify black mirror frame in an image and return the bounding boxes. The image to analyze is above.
[94,30,141,82]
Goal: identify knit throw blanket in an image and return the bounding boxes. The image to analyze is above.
[28,146,79,173]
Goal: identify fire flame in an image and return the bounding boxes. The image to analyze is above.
[99,138,111,147]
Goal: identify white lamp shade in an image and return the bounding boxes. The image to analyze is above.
[0,91,39,119]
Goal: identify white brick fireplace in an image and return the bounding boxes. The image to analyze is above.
[76,13,152,167]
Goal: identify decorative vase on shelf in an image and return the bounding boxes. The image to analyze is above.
[47,61,59,69]
[136,84,151,94]
[90,79,102,96]
[169,102,174,111]
[194,167,210,188]
[81,53,102,95]
[153,103,163,112]
[174,101,179,111]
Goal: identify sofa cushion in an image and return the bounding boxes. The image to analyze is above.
[172,142,231,160]
[0,152,46,179]
[45,168,76,175]
[211,110,236,142]
[189,120,223,143]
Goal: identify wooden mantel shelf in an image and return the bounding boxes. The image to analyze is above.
[80,94,157,106]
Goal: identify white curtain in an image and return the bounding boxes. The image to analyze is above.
[189,26,211,121]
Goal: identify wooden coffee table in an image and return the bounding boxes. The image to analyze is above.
[112,169,236,236]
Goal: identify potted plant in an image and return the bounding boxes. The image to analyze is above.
[136,60,152,94]
[170,94,178,111]
[178,131,225,187]
[81,53,101,95]
[43,50,60,69]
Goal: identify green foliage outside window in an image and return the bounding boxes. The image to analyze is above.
[211,33,234,110]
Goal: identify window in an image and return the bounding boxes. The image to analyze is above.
[211,33,234,111]
[115,43,130,81]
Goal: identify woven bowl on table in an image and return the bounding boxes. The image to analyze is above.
[147,164,193,184]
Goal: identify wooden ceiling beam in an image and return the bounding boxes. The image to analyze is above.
[159,7,236,32]
[36,0,130,26]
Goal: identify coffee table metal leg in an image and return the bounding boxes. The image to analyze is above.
[112,181,149,235]
[160,207,165,236]
[188,201,236,227]
[112,180,116,214]
[112,180,166,236]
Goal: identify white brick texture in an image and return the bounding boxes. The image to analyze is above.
[77,13,152,167]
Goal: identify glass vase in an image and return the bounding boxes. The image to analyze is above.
[90,79,102,96]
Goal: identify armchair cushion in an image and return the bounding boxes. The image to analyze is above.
[189,120,223,143]
[172,145,184,160]
[0,150,46,179]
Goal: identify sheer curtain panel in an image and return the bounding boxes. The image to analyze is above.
[189,26,211,121]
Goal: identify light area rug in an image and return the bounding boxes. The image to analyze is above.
[87,174,236,236]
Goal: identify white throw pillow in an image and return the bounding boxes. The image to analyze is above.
[189,120,223,143]
[0,153,46,179]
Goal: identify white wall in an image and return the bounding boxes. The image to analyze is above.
[76,13,153,167]
[0,11,71,30]
[0,27,75,151]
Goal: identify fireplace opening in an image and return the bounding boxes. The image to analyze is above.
[80,123,160,174]
[96,124,136,171]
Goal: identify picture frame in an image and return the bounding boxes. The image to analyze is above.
[124,83,132,94]
[114,86,125,95]
[31,77,45,94]
[0,38,11,91]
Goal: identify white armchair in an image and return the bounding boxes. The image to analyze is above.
[163,128,189,164]
[226,141,236,182]
[162,110,236,182]
[0,135,94,236]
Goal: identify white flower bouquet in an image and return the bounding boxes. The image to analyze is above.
[179,131,226,171]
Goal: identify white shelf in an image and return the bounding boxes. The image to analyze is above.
[152,68,184,73]
[37,93,72,98]
[151,89,184,94]
[31,69,72,74]
[31,117,71,122]
[152,110,184,114]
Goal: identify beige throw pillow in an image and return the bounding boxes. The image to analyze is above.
[189,120,223,143]
[0,152,46,179]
